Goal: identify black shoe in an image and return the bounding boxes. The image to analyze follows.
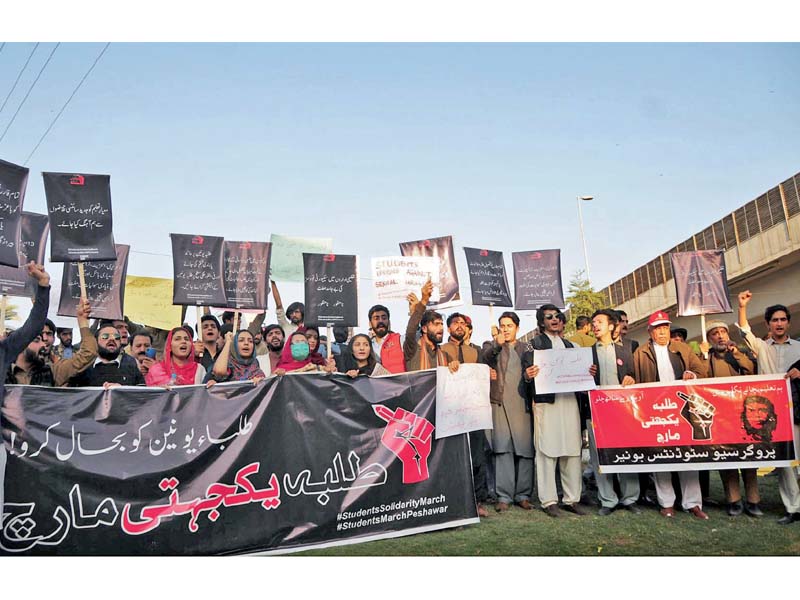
[598,506,614,516]
[543,504,561,518]
[777,512,800,525]
[623,503,642,515]
[744,502,764,518]
[726,500,743,517]
[562,503,589,516]
[703,497,722,508]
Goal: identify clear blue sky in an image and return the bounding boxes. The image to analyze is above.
[1,43,799,338]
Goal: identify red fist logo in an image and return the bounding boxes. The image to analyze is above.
[373,405,435,484]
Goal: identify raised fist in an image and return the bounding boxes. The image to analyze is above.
[373,405,435,484]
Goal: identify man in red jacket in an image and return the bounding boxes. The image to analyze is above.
[367,304,406,374]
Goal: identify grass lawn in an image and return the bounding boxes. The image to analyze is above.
[298,472,800,556]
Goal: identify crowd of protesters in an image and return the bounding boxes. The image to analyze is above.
[2,267,799,526]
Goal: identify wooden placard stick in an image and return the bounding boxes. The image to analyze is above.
[77,262,88,301]
[326,323,333,359]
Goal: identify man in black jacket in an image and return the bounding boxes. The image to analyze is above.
[0,262,52,512]
[69,323,145,388]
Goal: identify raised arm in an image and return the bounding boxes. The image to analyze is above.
[4,262,50,360]
[211,331,234,377]
[53,298,99,386]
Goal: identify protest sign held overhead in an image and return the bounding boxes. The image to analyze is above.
[269,234,333,282]
[0,212,49,297]
[171,233,227,306]
[223,241,271,310]
[43,172,116,262]
[512,249,565,310]
[399,235,461,309]
[304,253,358,327]
[371,255,439,302]
[670,250,732,316]
[463,247,512,307]
[58,244,129,320]
[0,372,476,555]
[589,375,796,473]
[0,159,27,268]
[125,275,183,331]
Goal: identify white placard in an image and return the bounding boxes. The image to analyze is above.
[532,347,596,394]
[435,363,492,439]
[371,256,439,302]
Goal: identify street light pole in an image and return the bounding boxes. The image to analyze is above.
[576,195,593,284]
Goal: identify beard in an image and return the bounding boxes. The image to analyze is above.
[24,348,45,368]
[426,330,442,345]
[268,338,284,352]
[98,346,121,361]
[450,330,465,342]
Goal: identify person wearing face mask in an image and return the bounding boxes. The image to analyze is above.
[275,331,335,375]
[300,325,328,367]
[146,327,207,386]
[206,330,266,383]
[335,333,378,377]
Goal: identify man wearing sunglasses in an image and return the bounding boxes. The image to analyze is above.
[521,304,593,517]
[69,322,145,388]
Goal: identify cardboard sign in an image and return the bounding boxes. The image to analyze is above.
[0,158,27,268]
[224,241,271,310]
[512,249,565,310]
[170,233,228,306]
[43,171,116,262]
[303,253,358,327]
[0,212,49,297]
[671,250,732,316]
[399,235,461,309]
[463,247,512,307]
[58,244,129,320]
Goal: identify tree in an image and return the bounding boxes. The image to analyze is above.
[564,270,608,336]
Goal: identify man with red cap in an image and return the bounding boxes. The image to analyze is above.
[633,310,709,519]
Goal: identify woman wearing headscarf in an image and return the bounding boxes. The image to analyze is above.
[275,330,336,376]
[146,327,207,386]
[300,325,328,366]
[206,329,266,384]
[335,333,378,378]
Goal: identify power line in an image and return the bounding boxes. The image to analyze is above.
[0,43,6,55]
[0,42,59,145]
[0,42,39,115]
[23,42,110,166]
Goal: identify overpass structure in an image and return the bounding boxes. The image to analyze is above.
[598,170,800,346]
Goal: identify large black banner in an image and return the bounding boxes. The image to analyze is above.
[303,253,358,327]
[0,158,27,268]
[670,250,732,317]
[0,212,49,297]
[463,247,512,307]
[399,235,461,309]
[512,249,565,310]
[57,244,130,320]
[43,172,116,262]
[0,371,477,555]
[170,233,228,307]
[224,240,271,310]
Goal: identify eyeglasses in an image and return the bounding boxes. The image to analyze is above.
[99,333,121,341]
[543,313,561,320]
